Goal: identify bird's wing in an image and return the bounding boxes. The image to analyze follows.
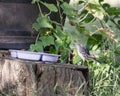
[83,46,90,55]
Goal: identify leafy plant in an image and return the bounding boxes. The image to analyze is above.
[30,0,120,95]
[30,0,72,63]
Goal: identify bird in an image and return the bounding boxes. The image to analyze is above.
[75,43,100,64]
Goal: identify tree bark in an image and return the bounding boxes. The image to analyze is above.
[0,58,88,96]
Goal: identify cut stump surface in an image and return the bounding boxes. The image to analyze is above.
[0,58,89,96]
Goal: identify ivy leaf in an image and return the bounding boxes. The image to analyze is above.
[32,16,53,31]
[40,36,54,47]
[76,25,90,36]
[35,42,43,52]
[37,16,53,29]
[29,42,43,52]
[55,27,67,40]
[32,23,40,31]
[29,44,36,52]
[60,2,76,16]
[47,36,55,44]
[43,3,58,12]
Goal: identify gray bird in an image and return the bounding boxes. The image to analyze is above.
[75,43,99,63]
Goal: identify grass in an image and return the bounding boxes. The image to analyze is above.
[88,63,120,96]
[86,43,120,96]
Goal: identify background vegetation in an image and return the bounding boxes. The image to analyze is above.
[31,0,120,95]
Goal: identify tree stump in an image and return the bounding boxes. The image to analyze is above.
[0,58,89,96]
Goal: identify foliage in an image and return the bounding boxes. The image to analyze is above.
[30,0,71,63]
[30,0,120,95]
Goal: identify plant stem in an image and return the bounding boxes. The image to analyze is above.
[37,2,43,16]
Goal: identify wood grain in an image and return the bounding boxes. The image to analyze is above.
[0,58,89,96]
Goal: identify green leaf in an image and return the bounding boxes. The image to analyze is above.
[118,20,120,25]
[29,44,36,52]
[56,27,67,40]
[47,36,55,44]
[99,0,104,3]
[87,3,106,20]
[106,7,120,15]
[87,34,102,46]
[60,49,69,63]
[102,3,110,10]
[83,14,95,23]
[40,36,54,47]
[29,42,43,52]
[35,41,43,52]
[37,16,53,29]
[43,3,58,12]
[31,0,40,4]
[32,23,40,31]
[79,0,84,4]
[32,16,53,31]
[76,25,90,36]
[60,2,75,16]
[73,55,81,64]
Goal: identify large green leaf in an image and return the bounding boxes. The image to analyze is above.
[29,42,43,52]
[37,16,53,28]
[60,2,76,16]
[32,16,53,31]
[35,41,43,52]
[35,42,44,52]
[40,36,54,47]
[43,3,58,12]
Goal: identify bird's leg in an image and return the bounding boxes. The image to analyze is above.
[81,60,85,65]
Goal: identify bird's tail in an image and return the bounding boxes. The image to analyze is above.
[92,57,101,63]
